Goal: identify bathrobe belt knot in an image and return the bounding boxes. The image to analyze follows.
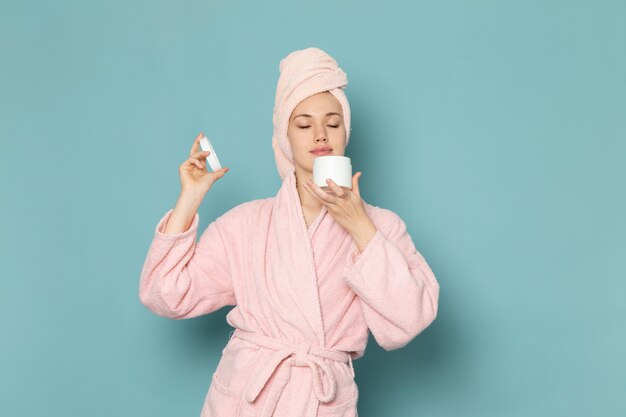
[295,341,312,366]
[233,328,355,417]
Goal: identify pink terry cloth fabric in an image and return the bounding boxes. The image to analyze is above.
[139,47,440,417]
[272,47,351,180]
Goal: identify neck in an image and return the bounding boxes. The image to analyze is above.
[294,166,322,212]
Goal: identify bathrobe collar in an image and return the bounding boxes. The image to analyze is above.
[266,170,329,347]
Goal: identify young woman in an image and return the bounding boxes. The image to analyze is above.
[139,47,440,417]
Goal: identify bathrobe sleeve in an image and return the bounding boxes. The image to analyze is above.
[139,208,236,319]
[342,211,440,351]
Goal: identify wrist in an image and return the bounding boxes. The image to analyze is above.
[349,218,377,252]
[176,190,204,212]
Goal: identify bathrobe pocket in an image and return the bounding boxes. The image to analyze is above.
[317,363,359,417]
[214,337,263,394]
[201,372,243,417]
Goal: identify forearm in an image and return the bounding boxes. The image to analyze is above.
[348,216,378,253]
[343,216,440,350]
[163,190,205,235]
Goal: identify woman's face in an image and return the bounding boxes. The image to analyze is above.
[287,91,347,175]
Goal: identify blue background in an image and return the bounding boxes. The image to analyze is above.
[1,0,624,416]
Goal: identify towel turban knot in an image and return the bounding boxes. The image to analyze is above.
[272,47,352,180]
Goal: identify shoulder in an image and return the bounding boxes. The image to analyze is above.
[214,196,275,227]
[362,202,407,237]
[363,201,402,224]
[224,197,273,216]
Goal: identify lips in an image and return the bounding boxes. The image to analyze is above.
[310,147,332,155]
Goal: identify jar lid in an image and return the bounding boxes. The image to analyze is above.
[199,136,222,171]
[313,155,351,166]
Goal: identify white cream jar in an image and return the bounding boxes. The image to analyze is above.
[313,156,352,189]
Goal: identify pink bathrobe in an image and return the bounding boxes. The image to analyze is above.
[139,170,440,417]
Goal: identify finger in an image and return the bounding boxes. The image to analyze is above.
[210,167,229,177]
[190,151,210,169]
[303,181,324,204]
[306,179,338,205]
[325,179,347,198]
[189,132,204,156]
[192,150,211,161]
[182,159,201,170]
[187,157,203,170]
[352,172,361,197]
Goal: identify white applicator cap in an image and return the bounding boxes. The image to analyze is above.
[199,136,222,171]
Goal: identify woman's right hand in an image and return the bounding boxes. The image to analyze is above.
[179,132,229,195]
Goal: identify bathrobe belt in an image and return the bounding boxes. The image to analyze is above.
[232,328,355,417]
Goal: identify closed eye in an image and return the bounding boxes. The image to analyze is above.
[298,125,339,129]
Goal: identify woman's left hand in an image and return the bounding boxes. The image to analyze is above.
[303,172,378,252]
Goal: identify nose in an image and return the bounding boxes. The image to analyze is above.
[315,132,328,143]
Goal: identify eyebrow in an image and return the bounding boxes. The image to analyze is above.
[293,112,342,120]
